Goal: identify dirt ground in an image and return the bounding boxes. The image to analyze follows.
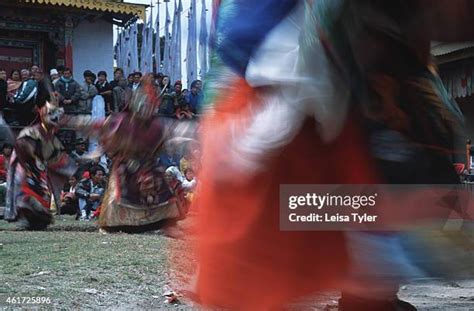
[2,215,474,310]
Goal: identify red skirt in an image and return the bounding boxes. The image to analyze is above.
[192,79,379,309]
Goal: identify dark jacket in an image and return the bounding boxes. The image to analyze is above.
[75,178,105,201]
[54,77,82,114]
[78,83,98,114]
[95,81,113,113]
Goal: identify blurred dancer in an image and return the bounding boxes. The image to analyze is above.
[4,95,75,230]
[70,76,196,232]
[191,0,474,310]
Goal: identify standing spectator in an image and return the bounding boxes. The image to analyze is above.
[76,166,106,220]
[78,71,98,116]
[54,67,81,115]
[109,68,124,89]
[7,69,22,100]
[194,79,203,92]
[154,73,164,87]
[174,81,192,119]
[95,71,113,114]
[182,168,197,202]
[13,69,38,126]
[60,175,80,218]
[34,69,52,112]
[4,70,22,124]
[0,68,7,111]
[127,73,134,86]
[30,65,40,75]
[158,75,174,116]
[131,72,142,92]
[50,68,60,85]
[113,77,132,112]
[185,80,203,114]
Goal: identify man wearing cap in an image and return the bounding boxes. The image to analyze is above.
[50,69,60,85]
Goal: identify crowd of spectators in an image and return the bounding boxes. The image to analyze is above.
[0,66,204,129]
[0,65,201,219]
[58,139,198,221]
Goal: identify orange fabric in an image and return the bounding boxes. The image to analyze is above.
[192,79,380,309]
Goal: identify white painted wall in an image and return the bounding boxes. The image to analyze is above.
[73,19,113,81]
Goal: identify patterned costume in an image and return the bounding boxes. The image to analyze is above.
[4,102,75,230]
[79,78,195,232]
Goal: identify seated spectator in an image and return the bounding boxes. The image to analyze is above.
[159,145,180,168]
[55,68,81,115]
[0,142,12,205]
[75,166,106,220]
[179,147,192,174]
[182,169,197,191]
[0,143,13,181]
[95,71,113,114]
[60,175,80,219]
[164,166,188,216]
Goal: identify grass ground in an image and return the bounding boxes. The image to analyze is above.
[2,216,474,310]
[0,215,195,310]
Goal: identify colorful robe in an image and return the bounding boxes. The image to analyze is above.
[4,125,75,229]
[93,113,192,231]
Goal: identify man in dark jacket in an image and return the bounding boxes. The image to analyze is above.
[54,67,81,115]
[95,71,113,114]
[13,69,38,126]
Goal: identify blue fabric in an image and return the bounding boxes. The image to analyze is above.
[159,155,180,169]
[185,92,202,113]
[214,0,298,76]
